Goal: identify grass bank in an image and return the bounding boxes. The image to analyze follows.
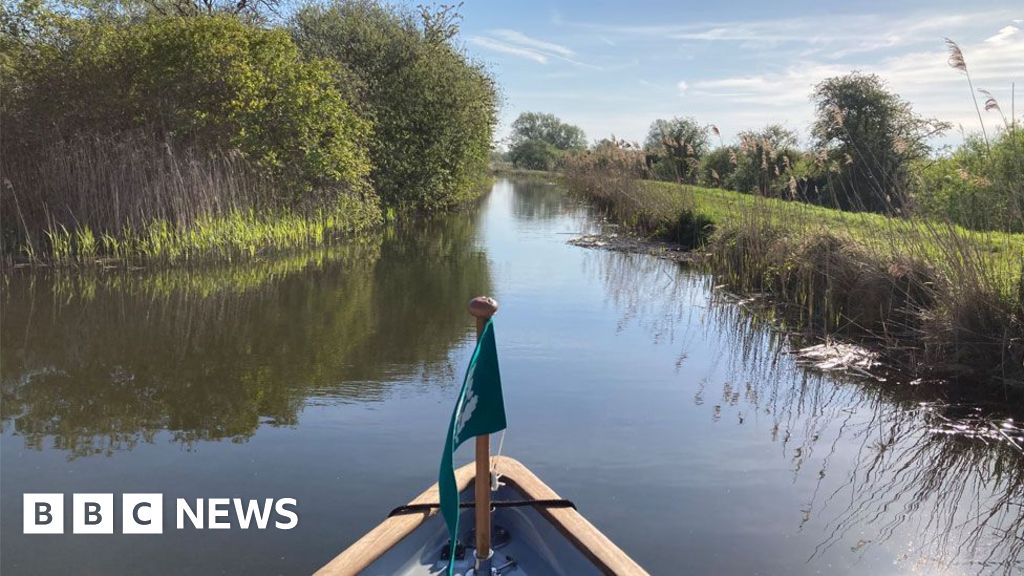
[565,165,1024,395]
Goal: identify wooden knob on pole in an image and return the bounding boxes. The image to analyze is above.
[468,296,497,567]
[469,296,498,333]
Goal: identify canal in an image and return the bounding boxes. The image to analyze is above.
[2,177,1020,575]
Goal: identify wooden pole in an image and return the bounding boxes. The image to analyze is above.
[468,296,498,568]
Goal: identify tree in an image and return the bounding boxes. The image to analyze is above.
[291,1,498,211]
[699,145,738,189]
[508,112,586,170]
[811,72,949,213]
[3,14,371,205]
[643,117,709,184]
[733,124,800,197]
[1,0,284,23]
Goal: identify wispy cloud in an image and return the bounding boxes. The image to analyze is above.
[986,25,1021,44]
[572,9,1022,58]
[470,29,599,68]
[469,36,550,63]
[491,30,575,58]
[471,29,593,65]
[677,80,689,96]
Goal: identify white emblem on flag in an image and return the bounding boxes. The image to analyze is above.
[454,376,478,442]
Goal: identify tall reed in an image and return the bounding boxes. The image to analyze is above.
[1,130,381,265]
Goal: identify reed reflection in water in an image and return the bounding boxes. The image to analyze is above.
[1,211,492,457]
[586,248,1024,575]
[2,177,1021,575]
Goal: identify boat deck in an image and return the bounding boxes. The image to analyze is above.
[316,456,648,575]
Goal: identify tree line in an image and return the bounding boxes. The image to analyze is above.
[0,0,498,261]
[507,70,1021,233]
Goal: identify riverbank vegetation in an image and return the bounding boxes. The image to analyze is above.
[502,112,587,171]
[564,62,1023,393]
[0,0,497,267]
[1,205,492,454]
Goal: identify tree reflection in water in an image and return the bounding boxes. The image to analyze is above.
[1,209,492,458]
[586,248,1023,575]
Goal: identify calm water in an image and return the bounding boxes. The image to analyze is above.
[2,178,1021,575]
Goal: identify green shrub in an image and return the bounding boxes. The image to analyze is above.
[913,130,1023,232]
[731,125,800,198]
[291,1,498,211]
[4,14,372,205]
[643,117,709,184]
[509,139,562,171]
[698,146,738,189]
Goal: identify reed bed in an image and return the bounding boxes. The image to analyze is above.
[564,151,1024,393]
[1,131,381,266]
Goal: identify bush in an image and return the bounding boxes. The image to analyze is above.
[291,1,498,211]
[912,130,1024,232]
[643,117,709,184]
[4,14,372,206]
[731,125,800,198]
[509,139,562,171]
[698,146,738,189]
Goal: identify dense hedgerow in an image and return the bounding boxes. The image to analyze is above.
[912,130,1024,233]
[1,1,499,263]
[291,1,498,211]
[4,15,372,206]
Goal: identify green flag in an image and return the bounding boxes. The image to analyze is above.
[439,319,506,574]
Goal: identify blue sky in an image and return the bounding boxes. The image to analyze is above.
[444,1,1023,148]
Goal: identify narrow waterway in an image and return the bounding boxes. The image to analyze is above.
[2,177,1021,575]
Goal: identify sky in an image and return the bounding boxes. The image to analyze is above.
[443,0,1024,148]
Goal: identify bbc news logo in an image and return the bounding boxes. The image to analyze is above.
[24,494,298,534]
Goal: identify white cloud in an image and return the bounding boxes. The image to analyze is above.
[491,30,575,58]
[684,24,1023,140]
[677,80,689,95]
[986,25,1021,44]
[470,30,599,68]
[574,9,1022,58]
[469,36,549,63]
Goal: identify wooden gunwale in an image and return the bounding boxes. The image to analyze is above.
[314,456,648,575]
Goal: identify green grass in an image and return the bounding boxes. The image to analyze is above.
[645,180,1024,297]
[19,195,382,267]
[566,166,1023,391]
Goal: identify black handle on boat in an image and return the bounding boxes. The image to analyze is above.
[386,499,577,518]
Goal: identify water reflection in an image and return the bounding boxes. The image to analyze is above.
[587,248,1024,575]
[1,211,492,458]
[509,177,578,221]
[3,178,1022,575]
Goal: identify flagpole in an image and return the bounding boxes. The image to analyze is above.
[468,296,498,572]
